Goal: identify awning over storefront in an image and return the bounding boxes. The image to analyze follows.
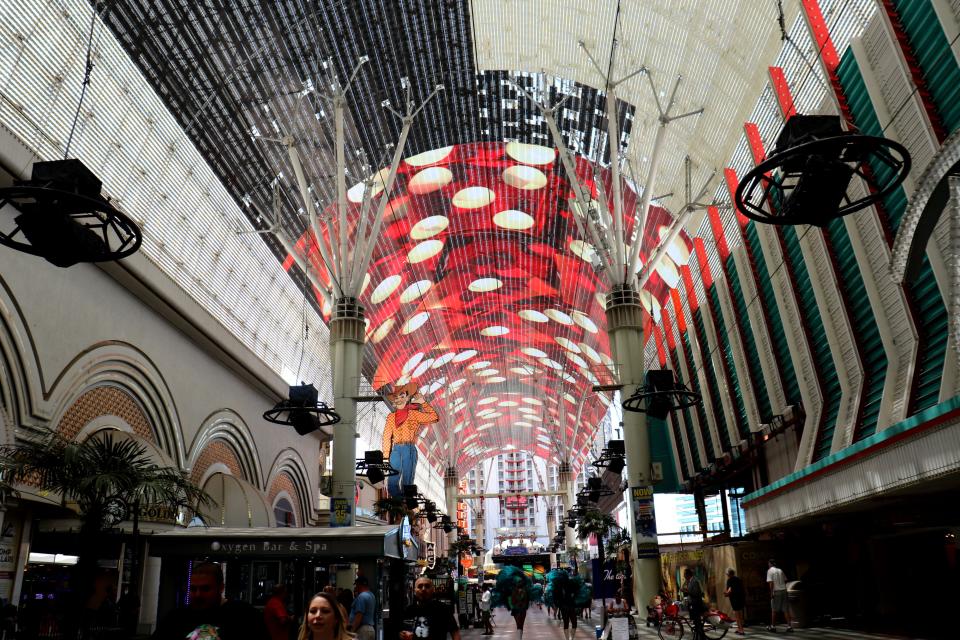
[147,524,417,561]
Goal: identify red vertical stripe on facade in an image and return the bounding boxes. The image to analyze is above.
[707,206,730,258]
[723,168,750,228]
[662,312,676,350]
[801,0,840,71]
[671,289,687,333]
[744,123,767,164]
[681,265,699,310]
[653,326,668,367]
[769,67,797,118]
[695,240,713,288]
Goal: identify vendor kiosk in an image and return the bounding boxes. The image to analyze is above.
[148,524,419,639]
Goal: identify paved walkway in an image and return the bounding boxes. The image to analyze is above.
[464,603,931,640]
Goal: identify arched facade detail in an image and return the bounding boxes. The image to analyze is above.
[44,342,184,466]
[188,410,262,487]
[265,448,314,527]
[55,386,156,443]
[0,277,45,437]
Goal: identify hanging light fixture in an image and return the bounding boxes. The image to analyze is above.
[622,369,700,419]
[0,160,143,267]
[735,114,910,226]
[355,450,399,485]
[577,476,614,504]
[591,439,626,474]
[263,383,340,435]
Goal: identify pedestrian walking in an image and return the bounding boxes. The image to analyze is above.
[724,569,745,636]
[766,559,793,633]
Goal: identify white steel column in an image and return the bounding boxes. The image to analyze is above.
[558,461,577,557]
[444,466,460,550]
[546,505,557,567]
[606,284,658,609]
[330,298,365,526]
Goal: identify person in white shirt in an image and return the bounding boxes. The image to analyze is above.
[766,559,793,633]
[479,586,493,635]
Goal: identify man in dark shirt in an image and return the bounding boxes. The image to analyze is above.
[400,576,461,640]
[724,568,746,636]
[152,562,268,640]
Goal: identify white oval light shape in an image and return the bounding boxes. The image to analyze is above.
[370,274,402,304]
[477,422,495,431]
[347,168,389,203]
[521,347,548,358]
[402,311,430,334]
[505,142,556,165]
[569,239,596,262]
[657,256,681,288]
[503,165,547,190]
[561,372,578,383]
[400,279,433,303]
[545,309,574,325]
[469,278,503,292]
[522,397,543,406]
[514,421,533,428]
[518,406,536,414]
[566,353,589,368]
[583,370,599,385]
[486,412,503,418]
[493,209,535,230]
[510,366,538,375]
[410,215,449,240]
[408,167,453,194]
[453,350,478,362]
[412,358,435,378]
[579,342,602,363]
[539,358,563,370]
[659,225,692,265]
[449,378,466,390]
[499,400,519,407]
[639,289,654,313]
[432,352,457,368]
[405,145,454,167]
[452,186,495,209]
[599,352,615,367]
[477,369,500,377]
[407,239,444,263]
[478,397,499,405]
[372,318,394,344]
[572,311,599,333]
[468,360,491,370]
[402,352,425,374]
[481,326,510,336]
[486,377,506,384]
[359,273,371,297]
[518,309,549,323]
[555,337,581,353]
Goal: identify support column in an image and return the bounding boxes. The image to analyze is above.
[605,284,659,608]
[444,466,460,550]
[558,461,577,562]
[546,506,557,567]
[330,297,365,527]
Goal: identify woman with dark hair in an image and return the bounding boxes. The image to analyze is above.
[299,591,355,640]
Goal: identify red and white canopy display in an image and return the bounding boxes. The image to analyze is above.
[284,141,690,474]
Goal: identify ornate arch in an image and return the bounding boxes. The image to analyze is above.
[0,275,45,438]
[266,448,314,527]
[45,342,184,465]
[187,410,263,488]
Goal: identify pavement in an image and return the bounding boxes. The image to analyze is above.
[462,601,932,640]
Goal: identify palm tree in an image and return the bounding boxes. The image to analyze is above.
[0,427,211,631]
[577,509,619,612]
